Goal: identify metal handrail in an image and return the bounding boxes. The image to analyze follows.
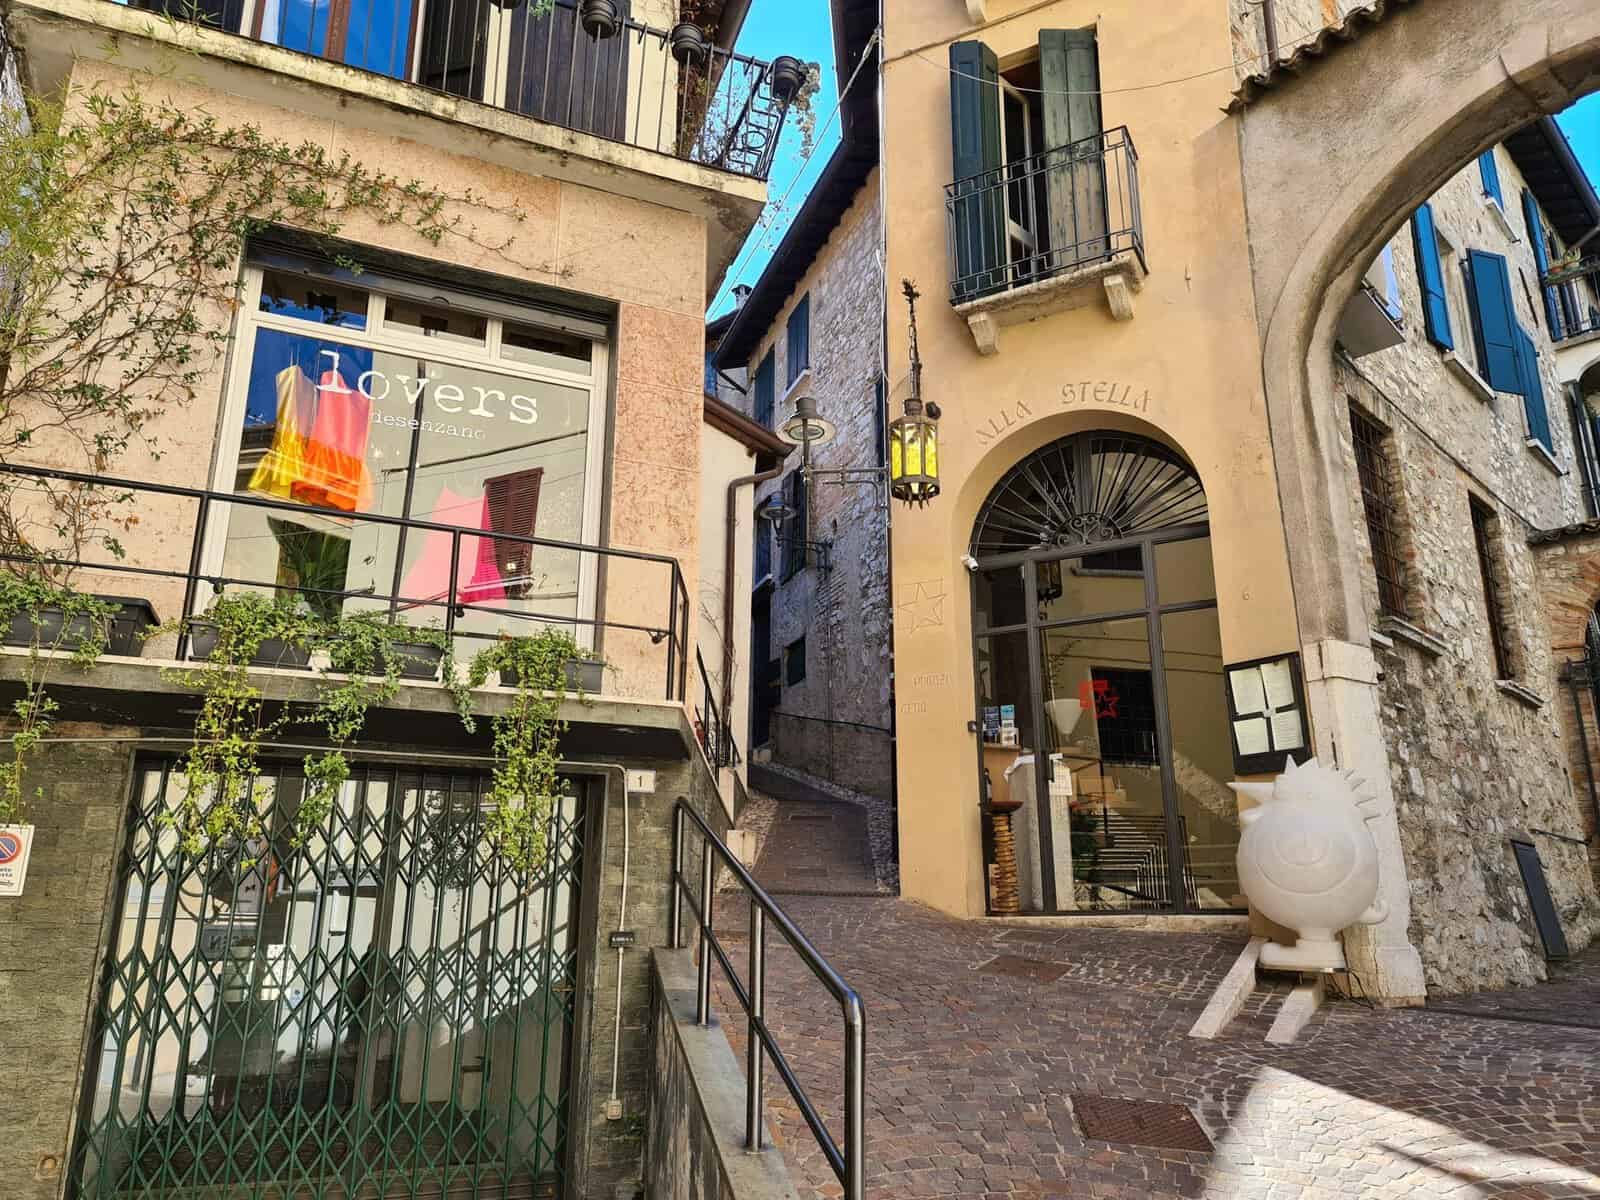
[670,799,865,1199]
[0,462,690,700]
[129,0,795,182]
[694,647,739,769]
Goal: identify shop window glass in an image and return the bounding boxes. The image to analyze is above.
[220,273,597,638]
[503,323,594,375]
[1036,547,1144,625]
[383,297,489,346]
[259,271,368,329]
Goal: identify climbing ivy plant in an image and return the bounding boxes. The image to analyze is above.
[0,83,520,578]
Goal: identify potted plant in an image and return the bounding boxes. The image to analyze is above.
[769,55,807,104]
[469,629,584,877]
[579,0,622,37]
[185,594,315,670]
[490,647,604,693]
[669,20,710,66]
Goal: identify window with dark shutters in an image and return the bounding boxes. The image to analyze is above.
[1520,189,1564,338]
[753,350,776,428]
[786,295,810,387]
[1515,326,1553,452]
[1349,407,1410,619]
[1039,29,1107,265]
[1469,497,1514,680]
[1409,204,1454,351]
[484,467,544,600]
[948,40,1005,301]
[785,636,806,686]
[1466,250,1522,393]
[1478,150,1503,206]
[781,470,807,581]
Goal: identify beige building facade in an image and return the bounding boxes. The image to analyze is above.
[882,0,1302,927]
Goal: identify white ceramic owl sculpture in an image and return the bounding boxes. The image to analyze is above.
[1228,758,1388,972]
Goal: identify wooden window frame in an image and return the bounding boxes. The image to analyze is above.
[1349,405,1410,620]
[1469,496,1515,680]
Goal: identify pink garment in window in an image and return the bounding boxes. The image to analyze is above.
[399,486,506,609]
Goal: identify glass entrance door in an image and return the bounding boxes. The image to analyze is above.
[969,433,1242,915]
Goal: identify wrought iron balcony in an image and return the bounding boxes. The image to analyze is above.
[946,126,1145,306]
[127,0,799,181]
[1541,255,1600,343]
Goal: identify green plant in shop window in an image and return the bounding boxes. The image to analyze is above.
[0,573,115,825]
[468,628,587,882]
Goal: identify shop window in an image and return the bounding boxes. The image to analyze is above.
[786,295,811,387]
[1349,406,1410,620]
[217,259,605,635]
[1469,496,1515,679]
[785,636,806,685]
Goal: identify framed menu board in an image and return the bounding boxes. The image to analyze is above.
[1224,652,1313,776]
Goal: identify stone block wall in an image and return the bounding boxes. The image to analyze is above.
[1330,142,1600,993]
[768,711,893,801]
[1530,528,1600,894]
[0,733,134,1200]
[738,172,891,777]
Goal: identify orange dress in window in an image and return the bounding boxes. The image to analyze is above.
[247,365,315,500]
[292,370,373,513]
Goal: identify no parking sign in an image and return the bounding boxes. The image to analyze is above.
[0,824,34,897]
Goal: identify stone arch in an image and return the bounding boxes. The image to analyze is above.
[1237,0,1600,647]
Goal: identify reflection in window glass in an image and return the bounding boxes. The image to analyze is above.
[259,271,369,330]
[1036,548,1145,625]
[503,324,594,375]
[222,310,593,638]
[1160,607,1241,909]
[975,566,1025,630]
[383,297,489,346]
[1155,536,1217,606]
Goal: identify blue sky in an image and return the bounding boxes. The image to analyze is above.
[708,2,840,318]
[1557,93,1600,204]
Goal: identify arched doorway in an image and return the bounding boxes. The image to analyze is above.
[969,432,1241,915]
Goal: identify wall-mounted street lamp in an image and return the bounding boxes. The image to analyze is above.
[888,281,940,506]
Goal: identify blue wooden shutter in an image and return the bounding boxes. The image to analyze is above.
[786,294,810,386]
[753,350,775,428]
[1520,189,1563,337]
[949,41,1003,301]
[1038,29,1107,265]
[1478,150,1502,206]
[1467,250,1521,393]
[1409,204,1454,350]
[1516,325,1552,450]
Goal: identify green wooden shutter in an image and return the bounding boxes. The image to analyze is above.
[1409,204,1454,350]
[753,350,776,428]
[1467,250,1521,393]
[949,41,1003,301]
[1039,29,1107,267]
[1520,189,1564,337]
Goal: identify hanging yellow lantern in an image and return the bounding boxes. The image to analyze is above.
[889,397,940,506]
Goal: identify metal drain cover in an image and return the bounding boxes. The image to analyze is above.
[980,954,1069,983]
[1073,1096,1213,1152]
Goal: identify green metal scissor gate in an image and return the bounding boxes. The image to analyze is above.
[70,758,586,1199]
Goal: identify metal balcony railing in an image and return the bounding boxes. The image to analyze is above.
[0,463,691,701]
[694,646,739,769]
[1541,256,1600,342]
[946,125,1144,305]
[127,0,798,181]
[671,798,866,1200]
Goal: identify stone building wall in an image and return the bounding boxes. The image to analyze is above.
[1530,526,1600,891]
[1333,147,1600,993]
[1229,0,1365,78]
[736,171,893,793]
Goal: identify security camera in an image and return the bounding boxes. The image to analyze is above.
[961,554,979,572]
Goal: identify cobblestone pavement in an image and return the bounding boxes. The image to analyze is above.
[1427,950,1600,1030]
[710,897,1600,1199]
[747,797,882,896]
